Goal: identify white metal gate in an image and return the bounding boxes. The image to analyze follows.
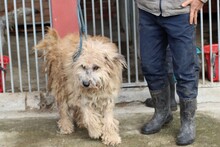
[0,0,219,94]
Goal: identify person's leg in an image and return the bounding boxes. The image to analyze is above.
[139,9,172,135]
[145,46,177,111]
[164,14,198,145]
[144,78,177,111]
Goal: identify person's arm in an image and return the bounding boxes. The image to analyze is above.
[182,0,208,24]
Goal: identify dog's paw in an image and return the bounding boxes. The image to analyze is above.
[88,129,102,139]
[102,134,121,146]
[57,119,74,134]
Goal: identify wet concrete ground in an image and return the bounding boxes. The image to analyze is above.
[0,103,220,147]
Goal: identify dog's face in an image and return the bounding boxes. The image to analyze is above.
[77,60,104,89]
[68,36,126,92]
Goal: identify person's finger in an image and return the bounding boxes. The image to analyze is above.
[182,0,193,7]
[194,10,198,24]
[189,10,195,24]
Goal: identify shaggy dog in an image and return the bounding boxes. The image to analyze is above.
[35,28,126,146]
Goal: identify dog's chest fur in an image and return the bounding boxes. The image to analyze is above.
[82,95,112,113]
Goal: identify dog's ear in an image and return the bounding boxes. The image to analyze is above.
[113,54,127,69]
[105,53,127,70]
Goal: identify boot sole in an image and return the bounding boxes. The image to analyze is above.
[141,114,173,135]
[141,127,161,134]
[176,139,195,146]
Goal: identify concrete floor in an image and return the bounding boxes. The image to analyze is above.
[0,102,220,147]
[1,86,220,147]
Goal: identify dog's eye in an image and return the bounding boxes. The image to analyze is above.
[81,65,86,69]
[93,65,100,71]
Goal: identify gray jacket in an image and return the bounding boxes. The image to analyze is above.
[136,0,208,17]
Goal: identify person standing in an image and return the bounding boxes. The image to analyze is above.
[135,0,206,145]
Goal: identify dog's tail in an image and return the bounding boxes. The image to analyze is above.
[35,27,60,52]
[34,28,64,93]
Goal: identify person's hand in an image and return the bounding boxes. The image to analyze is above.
[182,0,204,24]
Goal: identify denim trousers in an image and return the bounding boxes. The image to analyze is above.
[139,9,199,99]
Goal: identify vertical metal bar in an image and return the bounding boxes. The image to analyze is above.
[22,0,32,92]
[116,0,121,54]
[13,0,23,92]
[83,0,88,35]
[217,0,220,82]
[91,0,96,35]
[31,0,40,91]
[39,0,48,91]
[208,0,213,84]
[39,0,45,38]
[0,29,6,93]
[108,0,112,41]
[4,0,15,93]
[100,0,104,36]
[48,0,53,27]
[200,9,205,85]
[132,0,139,82]
[125,0,131,83]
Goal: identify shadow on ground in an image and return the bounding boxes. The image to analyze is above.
[0,112,219,147]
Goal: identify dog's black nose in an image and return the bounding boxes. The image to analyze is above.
[83,81,90,87]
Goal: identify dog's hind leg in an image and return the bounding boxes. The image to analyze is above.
[82,106,103,139]
[57,101,74,134]
[101,102,121,146]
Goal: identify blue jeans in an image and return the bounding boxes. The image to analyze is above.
[139,9,199,99]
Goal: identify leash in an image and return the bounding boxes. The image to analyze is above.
[0,66,5,72]
[72,0,87,62]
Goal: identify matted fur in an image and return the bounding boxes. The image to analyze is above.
[35,28,126,146]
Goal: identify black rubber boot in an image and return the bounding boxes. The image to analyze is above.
[145,96,177,111]
[141,85,173,134]
[176,98,197,146]
[145,74,177,111]
[144,98,155,108]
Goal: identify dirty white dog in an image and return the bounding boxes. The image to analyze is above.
[35,28,126,145]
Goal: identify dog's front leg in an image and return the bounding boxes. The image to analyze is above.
[101,102,121,146]
[81,103,102,139]
[57,101,74,134]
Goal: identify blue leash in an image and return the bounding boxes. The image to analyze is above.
[73,0,87,62]
[0,66,5,72]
